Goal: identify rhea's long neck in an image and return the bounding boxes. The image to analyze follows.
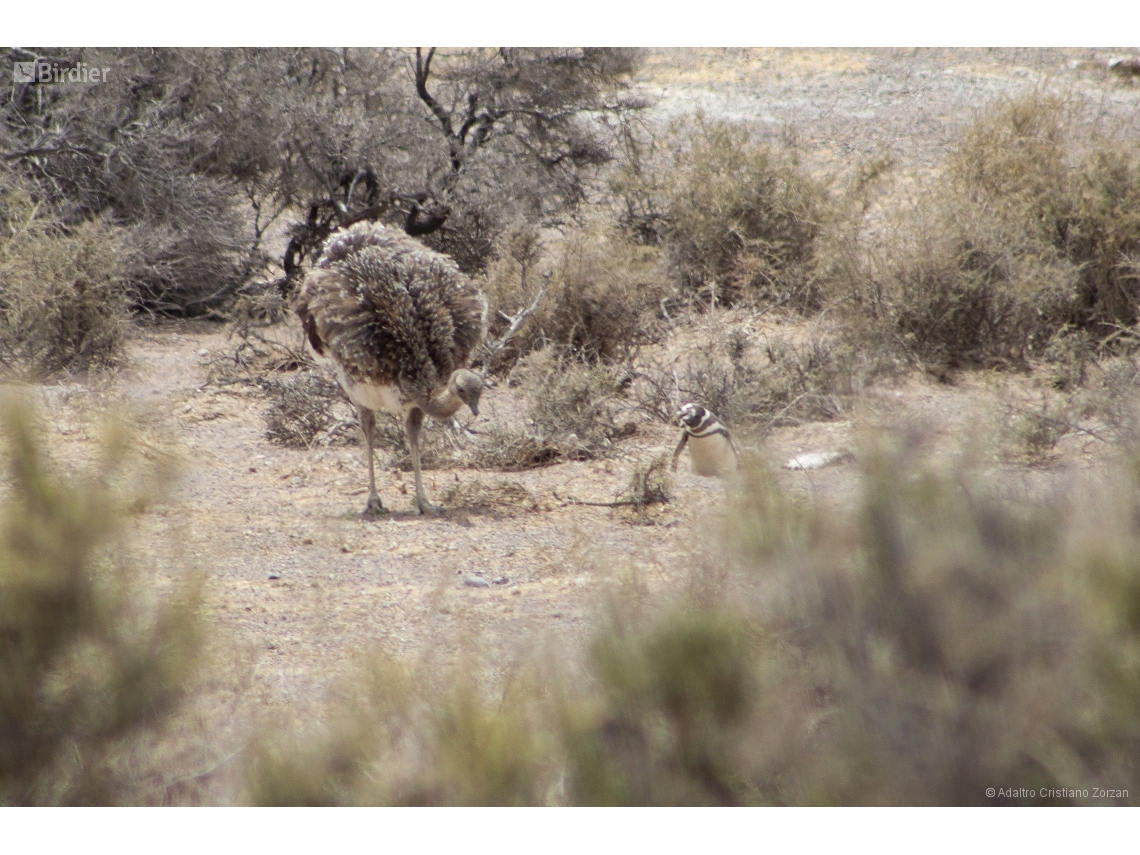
[421,373,463,420]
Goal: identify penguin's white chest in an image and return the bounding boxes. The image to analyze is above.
[333,364,414,416]
[686,433,737,477]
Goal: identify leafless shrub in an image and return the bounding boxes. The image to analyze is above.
[263,370,353,449]
[612,456,673,525]
[1072,353,1140,449]
[1004,392,1078,464]
[439,480,543,517]
[634,325,870,433]
[468,350,629,470]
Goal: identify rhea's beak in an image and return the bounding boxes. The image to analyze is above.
[468,400,480,417]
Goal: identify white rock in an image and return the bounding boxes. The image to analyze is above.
[784,451,849,471]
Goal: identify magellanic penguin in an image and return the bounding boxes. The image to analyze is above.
[671,402,738,477]
[295,222,488,517]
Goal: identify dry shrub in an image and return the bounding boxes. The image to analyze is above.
[262,370,355,449]
[702,434,1140,804]
[854,95,1140,373]
[635,324,869,432]
[243,658,554,806]
[612,456,673,525]
[439,480,543,516]
[481,224,666,371]
[876,202,1076,371]
[621,116,835,310]
[1069,353,1140,449]
[470,349,626,470]
[0,398,201,805]
[0,174,130,376]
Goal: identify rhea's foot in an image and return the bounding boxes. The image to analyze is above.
[362,493,388,519]
[414,496,442,517]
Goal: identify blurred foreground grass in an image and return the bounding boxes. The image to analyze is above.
[4,394,1136,805]
[246,430,1140,806]
[0,397,201,804]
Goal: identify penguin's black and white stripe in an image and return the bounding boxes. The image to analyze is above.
[671,402,738,477]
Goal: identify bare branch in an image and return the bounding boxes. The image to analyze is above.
[483,271,551,358]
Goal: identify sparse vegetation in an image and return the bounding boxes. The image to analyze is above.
[4,49,1140,808]
[243,430,1140,805]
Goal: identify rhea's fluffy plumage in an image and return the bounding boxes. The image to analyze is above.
[296,223,487,411]
[294,223,488,515]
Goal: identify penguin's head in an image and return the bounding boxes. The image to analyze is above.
[676,402,708,430]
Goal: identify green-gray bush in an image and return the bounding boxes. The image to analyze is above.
[613,116,836,310]
[855,95,1140,371]
[0,173,130,376]
[0,399,201,805]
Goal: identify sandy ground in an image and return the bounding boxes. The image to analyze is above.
[10,47,1140,803]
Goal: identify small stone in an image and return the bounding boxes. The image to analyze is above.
[267,573,281,580]
[492,576,510,585]
[289,476,303,488]
[463,575,490,588]
[302,538,313,545]
[197,348,209,356]
[784,451,850,471]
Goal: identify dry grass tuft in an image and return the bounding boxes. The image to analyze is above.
[439,479,543,516]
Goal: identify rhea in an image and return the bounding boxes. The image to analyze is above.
[295,222,488,516]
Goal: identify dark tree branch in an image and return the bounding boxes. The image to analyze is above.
[413,47,465,172]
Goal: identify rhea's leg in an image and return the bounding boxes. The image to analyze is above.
[358,405,386,518]
[406,407,440,516]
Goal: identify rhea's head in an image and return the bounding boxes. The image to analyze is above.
[451,369,484,417]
